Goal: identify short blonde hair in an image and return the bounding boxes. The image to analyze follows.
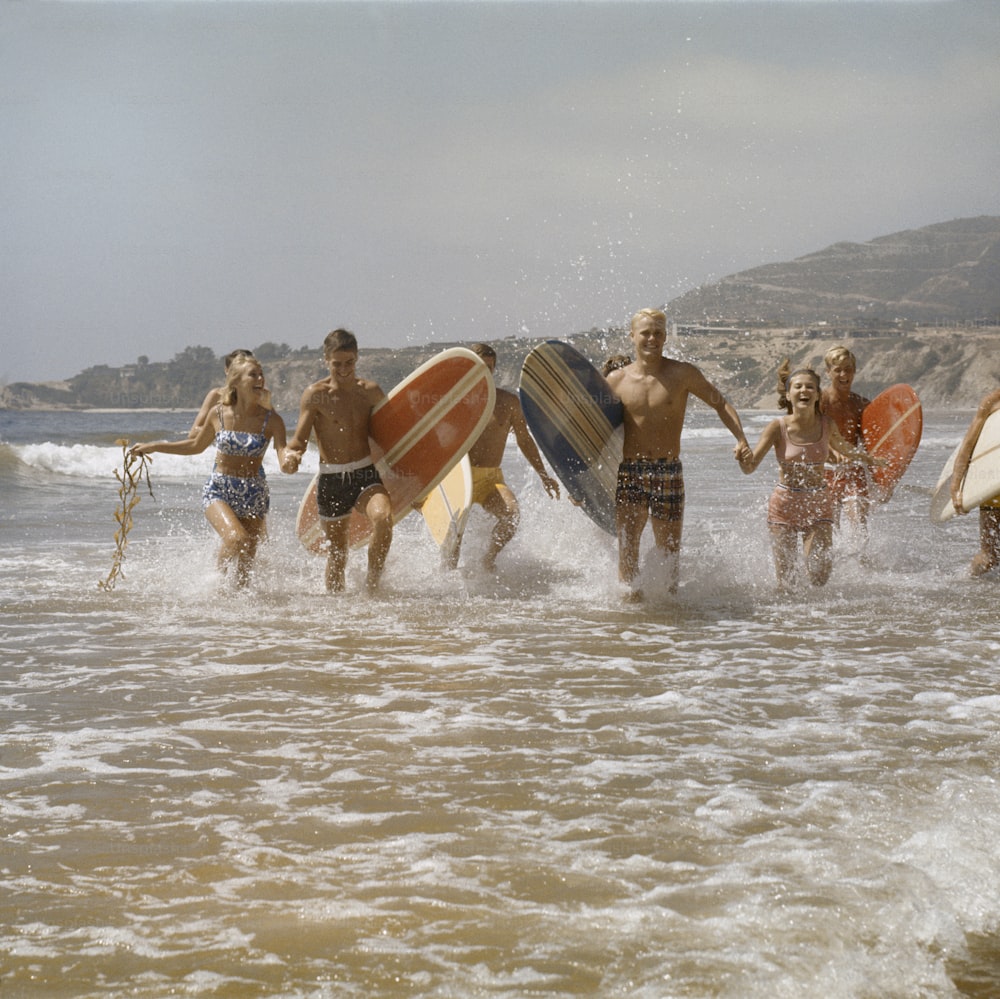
[824,345,856,370]
[631,308,667,333]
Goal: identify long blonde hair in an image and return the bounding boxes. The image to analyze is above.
[221,355,265,407]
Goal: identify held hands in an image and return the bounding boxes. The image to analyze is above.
[279,447,303,474]
[734,440,754,473]
[541,473,561,500]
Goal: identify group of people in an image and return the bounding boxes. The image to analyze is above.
[129,331,560,592]
[129,310,1000,595]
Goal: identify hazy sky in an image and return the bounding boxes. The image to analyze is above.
[3,0,998,384]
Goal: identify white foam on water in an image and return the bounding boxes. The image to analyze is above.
[3,411,1000,995]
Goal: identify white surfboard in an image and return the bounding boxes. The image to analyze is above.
[929,409,1000,523]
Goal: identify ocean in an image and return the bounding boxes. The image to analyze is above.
[1,405,999,998]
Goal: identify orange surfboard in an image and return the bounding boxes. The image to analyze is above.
[296,348,495,553]
[861,383,922,502]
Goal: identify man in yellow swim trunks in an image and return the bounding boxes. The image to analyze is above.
[456,343,560,570]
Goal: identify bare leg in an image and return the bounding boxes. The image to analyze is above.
[322,518,350,593]
[360,489,393,592]
[971,507,1000,576]
[235,517,266,587]
[841,493,871,562]
[802,522,834,586]
[617,502,648,598]
[205,502,260,587]
[480,485,519,571]
[768,524,799,592]
[650,516,682,594]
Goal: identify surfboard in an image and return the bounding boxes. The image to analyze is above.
[860,383,923,503]
[519,340,623,535]
[929,409,1000,524]
[420,454,473,565]
[296,348,495,553]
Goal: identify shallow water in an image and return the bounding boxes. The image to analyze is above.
[2,407,999,997]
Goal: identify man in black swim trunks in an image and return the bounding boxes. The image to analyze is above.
[605,309,751,599]
[285,329,393,593]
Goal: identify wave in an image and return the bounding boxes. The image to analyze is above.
[6,441,320,480]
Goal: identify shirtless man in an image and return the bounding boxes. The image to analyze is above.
[454,343,560,570]
[821,346,873,538]
[284,329,392,593]
[605,308,750,598]
[950,387,1000,576]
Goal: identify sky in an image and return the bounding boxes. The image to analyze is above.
[2,0,999,384]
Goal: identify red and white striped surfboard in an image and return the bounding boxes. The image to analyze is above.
[296,347,495,552]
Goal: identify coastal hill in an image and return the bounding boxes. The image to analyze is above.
[2,216,998,412]
[669,215,1000,326]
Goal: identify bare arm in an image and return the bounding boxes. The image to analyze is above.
[266,412,298,474]
[828,424,881,465]
[285,387,318,460]
[738,420,780,475]
[511,404,560,498]
[188,389,220,438]
[132,417,216,458]
[688,368,750,454]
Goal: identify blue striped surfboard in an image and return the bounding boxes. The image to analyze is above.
[519,340,623,535]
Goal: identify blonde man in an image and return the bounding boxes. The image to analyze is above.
[605,309,750,599]
[820,345,873,539]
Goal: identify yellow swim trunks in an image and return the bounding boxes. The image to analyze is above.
[471,467,506,506]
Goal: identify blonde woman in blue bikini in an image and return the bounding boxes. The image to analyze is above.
[131,355,296,586]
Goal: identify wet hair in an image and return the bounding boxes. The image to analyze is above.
[630,308,667,333]
[223,348,255,370]
[323,328,358,357]
[776,358,821,414]
[221,354,263,406]
[470,342,497,362]
[824,345,857,370]
[601,354,630,376]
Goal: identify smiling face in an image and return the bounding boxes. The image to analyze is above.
[827,360,856,395]
[326,349,358,384]
[787,371,822,414]
[225,357,267,406]
[629,312,666,360]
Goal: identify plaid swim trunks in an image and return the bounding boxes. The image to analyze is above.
[615,458,684,522]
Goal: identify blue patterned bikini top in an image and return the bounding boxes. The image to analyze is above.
[214,407,270,458]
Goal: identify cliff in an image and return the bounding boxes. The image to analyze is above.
[3,216,1000,412]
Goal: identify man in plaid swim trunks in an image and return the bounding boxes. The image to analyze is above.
[605,309,751,599]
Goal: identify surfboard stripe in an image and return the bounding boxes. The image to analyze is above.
[380,365,489,468]
[521,348,616,463]
[866,401,922,455]
[528,347,618,448]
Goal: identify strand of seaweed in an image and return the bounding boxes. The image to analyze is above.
[98,440,154,591]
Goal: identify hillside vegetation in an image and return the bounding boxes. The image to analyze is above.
[3,217,999,411]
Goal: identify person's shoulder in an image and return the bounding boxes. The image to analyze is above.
[666,356,710,385]
[300,376,329,399]
[981,387,1000,412]
[605,364,628,387]
[359,377,385,400]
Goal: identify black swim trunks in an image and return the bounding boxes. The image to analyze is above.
[317,462,385,521]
